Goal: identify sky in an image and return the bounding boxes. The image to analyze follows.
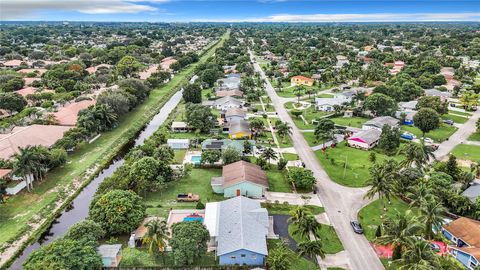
[1,0,480,22]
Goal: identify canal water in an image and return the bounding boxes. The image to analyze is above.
[9,90,183,269]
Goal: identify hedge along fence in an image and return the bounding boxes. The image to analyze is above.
[104,266,262,270]
[1,34,227,270]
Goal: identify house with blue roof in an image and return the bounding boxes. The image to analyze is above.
[203,196,270,266]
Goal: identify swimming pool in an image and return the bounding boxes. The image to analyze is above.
[183,217,204,222]
[191,155,201,165]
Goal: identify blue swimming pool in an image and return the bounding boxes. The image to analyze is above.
[191,155,201,165]
[184,217,204,222]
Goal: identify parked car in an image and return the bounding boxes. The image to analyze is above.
[177,193,200,202]
[422,137,434,144]
[443,119,454,125]
[350,221,363,234]
[401,132,415,140]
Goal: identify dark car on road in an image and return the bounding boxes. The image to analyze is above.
[350,221,364,234]
[443,119,454,125]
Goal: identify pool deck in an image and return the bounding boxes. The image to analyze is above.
[166,209,205,228]
[183,150,202,165]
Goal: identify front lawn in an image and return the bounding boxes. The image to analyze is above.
[329,116,370,128]
[451,144,480,161]
[288,223,344,254]
[468,132,480,141]
[400,124,457,142]
[283,153,299,161]
[263,203,325,215]
[267,169,292,193]
[441,113,468,124]
[357,198,411,241]
[267,239,320,270]
[144,168,223,217]
[314,142,402,187]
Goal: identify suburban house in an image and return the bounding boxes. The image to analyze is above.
[216,89,243,98]
[0,124,72,160]
[290,75,314,86]
[167,139,190,149]
[201,139,255,154]
[347,129,382,150]
[442,217,480,270]
[210,96,244,111]
[97,244,122,267]
[335,55,349,68]
[399,100,418,111]
[315,98,346,112]
[51,99,96,126]
[462,183,480,203]
[211,161,268,198]
[216,76,241,91]
[222,107,247,123]
[171,121,190,133]
[227,118,252,139]
[395,110,417,125]
[204,196,270,265]
[362,116,399,131]
[425,89,452,101]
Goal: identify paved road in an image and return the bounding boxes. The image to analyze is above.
[250,50,384,270]
[434,109,480,160]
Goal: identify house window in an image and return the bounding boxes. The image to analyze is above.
[251,254,257,260]
[241,254,246,258]
[230,256,236,260]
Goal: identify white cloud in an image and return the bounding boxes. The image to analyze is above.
[195,12,480,22]
[0,0,168,20]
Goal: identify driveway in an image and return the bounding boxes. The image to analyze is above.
[251,49,384,270]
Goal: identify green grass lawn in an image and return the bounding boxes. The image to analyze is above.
[0,31,230,246]
[267,168,292,193]
[441,113,469,124]
[173,150,187,164]
[302,132,319,147]
[283,153,299,161]
[287,106,331,130]
[288,223,344,254]
[329,116,369,128]
[276,132,294,148]
[468,132,480,141]
[120,248,217,267]
[263,203,325,215]
[358,198,411,241]
[314,142,402,187]
[448,110,472,116]
[145,168,224,217]
[401,124,457,142]
[267,239,320,270]
[451,144,480,161]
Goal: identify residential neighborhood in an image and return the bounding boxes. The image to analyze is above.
[0,7,480,270]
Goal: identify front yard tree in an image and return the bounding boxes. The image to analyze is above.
[170,221,210,265]
[266,240,294,270]
[185,104,215,133]
[250,118,265,137]
[261,147,278,164]
[297,240,326,261]
[23,238,102,270]
[287,167,317,191]
[365,159,398,213]
[416,96,447,115]
[201,150,221,165]
[116,55,142,78]
[378,126,401,155]
[413,108,440,138]
[459,91,480,110]
[89,190,146,235]
[314,118,335,143]
[364,93,397,116]
[182,83,202,103]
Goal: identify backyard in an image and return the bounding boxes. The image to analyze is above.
[330,116,370,128]
[120,248,217,267]
[451,144,480,162]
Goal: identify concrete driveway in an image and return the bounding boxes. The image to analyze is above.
[250,49,384,270]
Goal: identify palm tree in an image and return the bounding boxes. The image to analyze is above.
[261,147,278,164]
[142,218,170,264]
[295,214,321,240]
[399,143,435,171]
[419,197,446,240]
[13,146,40,192]
[396,239,439,270]
[376,210,422,259]
[288,206,311,225]
[470,161,480,179]
[297,240,325,261]
[294,86,304,104]
[276,122,292,141]
[365,159,397,213]
[266,240,294,270]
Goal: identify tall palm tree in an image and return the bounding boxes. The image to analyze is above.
[407,181,434,208]
[419,197,446,240]
[399,143,435,171]
[297,240,325,261]
[365,159,397,212]
[396,239,439,270]
[288,206,311,225]
[266,240,294,270]
[376,210,422,258]
[261,147,278,164]
[142,218,170,263]
[294,86,304,104]
[276,122,292,141]
[13,146,39,192]
[295,214,321,240]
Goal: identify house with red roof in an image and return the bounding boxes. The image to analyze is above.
[291,75,314,86]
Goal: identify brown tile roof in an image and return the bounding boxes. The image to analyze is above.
[292,75,314,82]
[0,125,72,160]
[17,68,47,75]
[23,77,41,86]
[0,169,12,179]
[216,90,244,97]
[51,99,96,126]
[16,87,37,97]
[222,161,267,188]
[443,217,480,247]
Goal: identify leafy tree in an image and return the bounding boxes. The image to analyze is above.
[118,78,150,104]
[47,148,68,168]
[116,55,142,77]
[413,108,440,138]
[416,96,447,115]
[64,220,105,243]
[249,118,265,137]
[291,109,303,118]
[129,157,165,195]
[287,167,316,190]
[23,238,102,270]
[222,147,241,165]
[97,91,131,117]
[89,189,146,235]
[185,104,215,133]
[460,91,480,110]
[0,75,24,92]
[314,119,335,143]
[378,125,400,154]
[182,83,202,103]
[170,221,210,265]
[364,93,397,116]
[0,92,27,112]
[200,150,221,165]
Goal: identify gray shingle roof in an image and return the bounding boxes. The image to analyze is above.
[216,196,268,256]
[363,116,399,129]
[462,183,480,202]
[349,129,381,144]
[97,244,122,258]
[228,119,251,136]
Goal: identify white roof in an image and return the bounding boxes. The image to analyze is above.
[167,139,190,144]
[171,121,187,128]
[97,244,122,258]
[315,98,346,106]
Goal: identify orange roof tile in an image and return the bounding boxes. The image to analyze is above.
[51,100,96,126]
